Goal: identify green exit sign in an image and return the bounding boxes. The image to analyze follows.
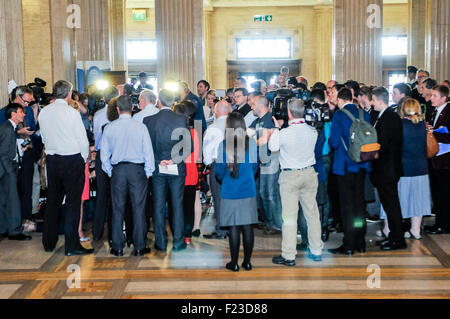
[254,15,273,22]
[132,9,147,21]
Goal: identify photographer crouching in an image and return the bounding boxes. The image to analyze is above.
[269,98,324,265]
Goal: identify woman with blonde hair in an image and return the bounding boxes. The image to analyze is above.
[379,98,431,239]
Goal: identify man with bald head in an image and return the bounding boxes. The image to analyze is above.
[202,100,233,239]
[249,96,282,235]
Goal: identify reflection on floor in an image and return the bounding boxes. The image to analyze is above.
[0,213,449,299]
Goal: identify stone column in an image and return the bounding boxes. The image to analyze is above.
[314,5,333,84]
[203,10,213,85]
[0,0,25,106]
[408,0,426,69]
[426,0,450,82]
[155,0,204,91]
[109,0,127,71]
[74,0,110,62]
[22,0,53,86]
[49,0,76,84]
[333,0,383,85]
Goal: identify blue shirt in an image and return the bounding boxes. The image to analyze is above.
[329,104,371,175]
[250,111,275,168]
[215,139,259,199]
[101,114,155,178]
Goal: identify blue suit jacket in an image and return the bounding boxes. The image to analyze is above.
[185,91,207,132]
[329,104,372,176]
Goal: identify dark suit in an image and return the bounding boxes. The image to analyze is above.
[430,104,450,230]
[0,121,23,235]
[143,108,191,250]
[371,108,403,241]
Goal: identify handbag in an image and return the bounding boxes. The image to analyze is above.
[427,130,439,158]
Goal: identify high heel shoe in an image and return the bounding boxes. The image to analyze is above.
[241,262,252,271]
[407,230,422,240]
[225,262,239,272]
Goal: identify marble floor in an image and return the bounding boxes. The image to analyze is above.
[0,212,449,299]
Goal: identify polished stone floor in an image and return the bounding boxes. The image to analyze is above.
[0,211,449,299]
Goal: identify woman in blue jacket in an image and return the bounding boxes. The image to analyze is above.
[216,113,259,272]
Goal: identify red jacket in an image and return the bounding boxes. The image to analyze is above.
[185,128,199,185]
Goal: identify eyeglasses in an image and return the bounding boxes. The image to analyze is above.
[19,95,34,105]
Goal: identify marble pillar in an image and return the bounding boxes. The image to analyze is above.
[155,0,204,91]
[22,0,53,86]
[109,0,127,71]
[203,10,212,86]
[408,0,426,69]
[0,0,25,106]
[314,5,333,84]
[333,0,383,86]
[426,0,450,82]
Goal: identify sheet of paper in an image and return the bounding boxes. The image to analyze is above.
[159,164,179,176]
[437,143,450,157]
[435,126,449,134]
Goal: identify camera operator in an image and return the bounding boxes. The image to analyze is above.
[269,98,323,265]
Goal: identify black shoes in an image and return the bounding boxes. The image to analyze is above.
[321,229,329,242]
[154,244,167,252]
[1,232,8,239]
[328,246,354,256]
[226,262,239,272]
[110,248,124,257]
[192,229,201,237]
[264,227,282,235]
[241,262,252,271]
[8,233,32,241]
[424,225,449,235]
[272,255,296,267]
[65,246,94,256]
[172,243,187,252]
[380,240,407,251]
[203,232,227,239]
[375,238,390,246]
[134,248,151,256]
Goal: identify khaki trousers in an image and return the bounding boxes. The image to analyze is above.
[279,167,324,258]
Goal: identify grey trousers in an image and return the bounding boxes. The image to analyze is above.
[111,163,148,251]
[0,170,22,235]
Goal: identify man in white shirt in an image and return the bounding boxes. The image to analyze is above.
[269,98,323,265]
[202,100,232,239]
[38,80,93,256]
[133,89,159,123]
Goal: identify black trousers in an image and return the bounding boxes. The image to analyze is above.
[18,148,34,220]
[429,168,450,230]
[92,151,112,240]
[152,174,185,250]
[376,182,403,241]
[183,185,196,238]
[110,163,148,251]
[43,154,85,252]
[336,171,366,250]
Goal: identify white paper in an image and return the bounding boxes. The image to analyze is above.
[159,164,179,176]
[16,139,25,157]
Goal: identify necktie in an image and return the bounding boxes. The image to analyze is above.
[431,108,438,126]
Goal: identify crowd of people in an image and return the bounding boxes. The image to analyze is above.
[0,66,449,271]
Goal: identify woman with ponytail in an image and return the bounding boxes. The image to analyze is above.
[379,98,431,239]
[215,113,258,272]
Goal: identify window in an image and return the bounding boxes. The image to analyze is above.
[236,38,291,59]
[127,40,157,60]
[382,36,407,56]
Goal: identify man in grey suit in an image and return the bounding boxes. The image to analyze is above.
[143,89,192,252]
[0,104,32,240]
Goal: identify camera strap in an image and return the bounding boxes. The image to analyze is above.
[290,119,305,125]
